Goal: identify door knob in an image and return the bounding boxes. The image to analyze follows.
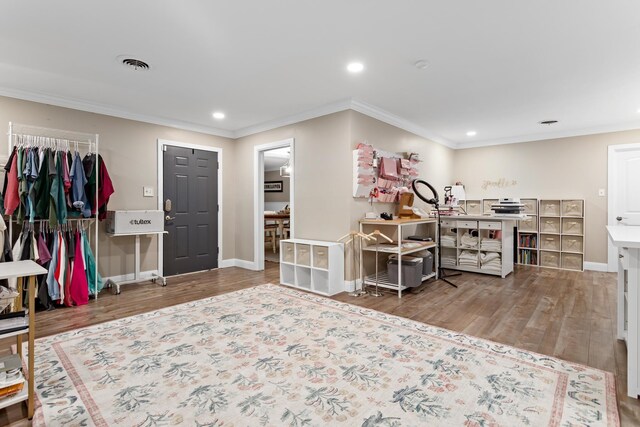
[616,216,627,221]
[165,215,175,221]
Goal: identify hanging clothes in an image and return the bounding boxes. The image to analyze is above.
[46,231,61,301]
[33,148,51,219]
[70,152,91,217]
[4,148,19,216]
[83,154,114,220]
[69,230,88,306]
[83,229,103,294]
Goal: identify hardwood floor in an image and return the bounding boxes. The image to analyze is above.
[1,262,638,425]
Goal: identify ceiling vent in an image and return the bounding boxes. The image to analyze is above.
[539,120,558,125]
[121,58,150,71]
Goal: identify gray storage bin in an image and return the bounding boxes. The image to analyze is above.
[387,257,423,288]
[410,251,434,275]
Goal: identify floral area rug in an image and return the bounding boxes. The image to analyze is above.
[30,284,619,426]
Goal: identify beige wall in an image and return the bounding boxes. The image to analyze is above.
[4,93,635,272]
[0,96,235,277]
[233,111,352,261]
[264,171,290,204]
[454,129,640,264]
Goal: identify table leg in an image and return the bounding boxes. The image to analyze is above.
[28,275,35,419]
[16,277,23,359]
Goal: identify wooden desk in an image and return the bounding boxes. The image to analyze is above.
[265,213,290,240]
[0,260,47,419]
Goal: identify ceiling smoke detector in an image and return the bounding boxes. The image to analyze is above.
[539,120,558,125]
[121,58,150,71]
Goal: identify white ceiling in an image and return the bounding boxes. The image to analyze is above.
[264,147,289,172]
[1,1,639,148]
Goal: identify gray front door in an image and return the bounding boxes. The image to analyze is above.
[163,145,219,276]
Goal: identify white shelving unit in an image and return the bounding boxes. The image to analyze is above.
[0,260,47,419]
[517,198,539,266]
[359,218,438,298]
[539,199,584,271]
[440,216,515,278]
[279,239,344,296]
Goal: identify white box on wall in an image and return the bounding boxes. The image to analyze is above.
[105,210,164,234]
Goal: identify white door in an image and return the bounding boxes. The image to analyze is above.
[608,143,640,270]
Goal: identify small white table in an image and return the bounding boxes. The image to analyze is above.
[607,225,640,398]
[105,231,167,294]
[0,260,47,419]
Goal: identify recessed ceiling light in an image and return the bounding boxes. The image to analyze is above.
[212,112,225,119]
[414,59,430,70]
[466,131,477,137]
[539,120,558,125]
[637,108,640,113]
[347,62,364,73]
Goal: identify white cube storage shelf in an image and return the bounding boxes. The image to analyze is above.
[539,199,584,271]
[280,239,344,296]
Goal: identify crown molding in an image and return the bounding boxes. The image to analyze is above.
[233,98,353,139]
[457,120,640,149]
[0,87,235,139]
[349,99,457,149]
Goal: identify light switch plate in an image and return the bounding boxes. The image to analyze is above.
[143,186,154,197]
[598,189,605,196]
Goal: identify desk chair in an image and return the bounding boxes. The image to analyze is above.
[264,223,278,253]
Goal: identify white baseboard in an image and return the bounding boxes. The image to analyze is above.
[583,262,609,272]
[344,279,362,293]
[219,259,259,271]
[105,270,159,283]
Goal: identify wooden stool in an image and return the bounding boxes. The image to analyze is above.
[265,224,278,253]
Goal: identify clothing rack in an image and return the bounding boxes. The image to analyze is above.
[6,122,100,300]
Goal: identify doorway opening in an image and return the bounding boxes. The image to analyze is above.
[254,138,294,271]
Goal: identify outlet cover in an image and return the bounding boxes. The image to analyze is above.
[143,186,154,197]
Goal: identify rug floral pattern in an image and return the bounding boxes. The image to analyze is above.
[30,284,618,426]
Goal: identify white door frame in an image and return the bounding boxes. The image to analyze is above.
[254,138,295,271]
[157,139,223,277]
[607,142,640,271]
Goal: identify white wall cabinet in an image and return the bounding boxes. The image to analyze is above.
[280,239,344,296]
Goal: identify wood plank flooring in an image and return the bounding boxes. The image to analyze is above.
[1,263,638,426]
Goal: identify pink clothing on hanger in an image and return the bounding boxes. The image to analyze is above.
[69,231,88,306]
[4,154,19,215]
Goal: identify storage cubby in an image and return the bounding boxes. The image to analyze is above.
[518,249,538,265]
[296,244,311,266]
[561,200,584,217]
[562,217,583,235]
[281,263,295,285]
[540,234,560,251]
[312,246,329,269]
[562,253,583,271]
[282,242,295,263]
[540,251,560,268]
[465,200,482,215]
[441,247,457,267]
[540,217,560,234]
[540,200,561,216]
[519,215,537,232]
[295,266,312,289]
[483,199,498,214]
[562,235,583,253]
[280,239,345,296]
[312,269,329,294]
[521,198,538,215]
